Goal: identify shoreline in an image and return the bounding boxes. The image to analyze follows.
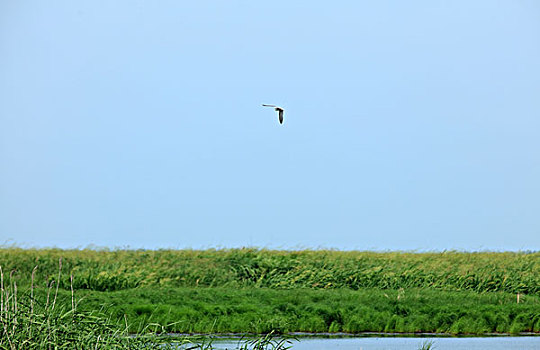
[157,331,540,339]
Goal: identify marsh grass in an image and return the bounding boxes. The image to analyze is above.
[418,340,436,350]
[236,332,295,350]
[0,262,298,350]
[1,248,539,339]
[0,262,166,349]
[62,286,540,335]
[1,248,538,295]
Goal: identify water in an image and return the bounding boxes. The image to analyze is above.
[205,336,540,350]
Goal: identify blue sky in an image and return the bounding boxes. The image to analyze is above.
[1,1,539,250]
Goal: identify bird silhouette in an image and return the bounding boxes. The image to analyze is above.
[262,104,284,124]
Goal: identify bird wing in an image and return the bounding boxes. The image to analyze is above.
[278,109,284,124]
[262,104,276,107]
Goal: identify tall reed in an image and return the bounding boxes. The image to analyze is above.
[1,248,537,295]
[0,261,297,349]
[0,261,164,349]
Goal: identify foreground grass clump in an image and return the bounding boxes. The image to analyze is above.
[1,248,539,295]
[0,264,164,350]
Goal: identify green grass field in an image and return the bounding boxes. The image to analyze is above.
[64,287,540,334]
[2,248,539,336]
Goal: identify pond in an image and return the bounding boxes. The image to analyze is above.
[200,336,540,350]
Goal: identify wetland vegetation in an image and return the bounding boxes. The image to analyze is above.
[1,247,539,347]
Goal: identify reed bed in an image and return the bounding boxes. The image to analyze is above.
[1,248,538,295]
[0,261,302,349]
[69,286,540,334]
[0,261,166,349]
[1,248,538,337]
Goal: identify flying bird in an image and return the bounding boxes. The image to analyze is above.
[262,104,284,124]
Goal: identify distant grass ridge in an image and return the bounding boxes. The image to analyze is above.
[1,248,538,295]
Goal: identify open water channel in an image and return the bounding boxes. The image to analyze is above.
[177,336,540,350]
